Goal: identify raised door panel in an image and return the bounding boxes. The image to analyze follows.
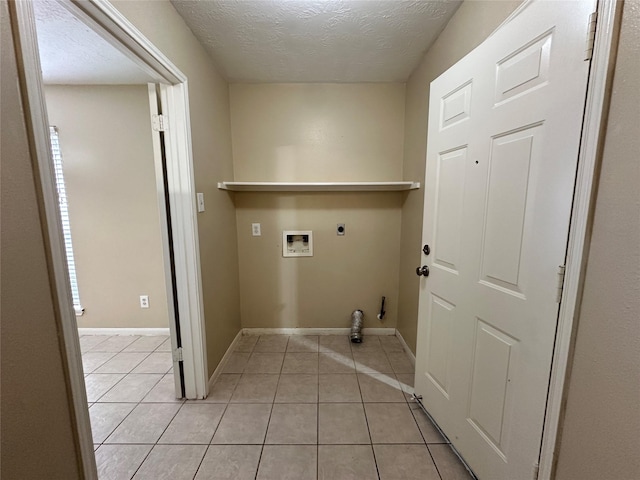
[480,124,543,298]
[441,81,473,129]
[424,294,456,399]
[467,319,518,459]
[495,32,552,105]
[433,148,467,274]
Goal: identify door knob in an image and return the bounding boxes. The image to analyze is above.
[416,265,429,277]
[423,244,431,255]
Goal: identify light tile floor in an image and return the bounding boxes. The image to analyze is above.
[81,333,473,480]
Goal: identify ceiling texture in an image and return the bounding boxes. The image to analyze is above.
[34,0,461,84]
[171,0,462,83]
[33,0,156,84]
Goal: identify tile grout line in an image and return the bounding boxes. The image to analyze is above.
[85,337,172,403]
[254,334,287,480]
[130,344,219,478]
[126,394,183,479]
[90,334,465,479]
[88,336,184,477]
[192,444,210,480]
[317,337,320,480]
[351,338,382,480]
[82,351,117,374]
[92,350,153,375]
[81,335,110,352]
[190,386,236,480]
[426,444,446,480]
[382,336,446,480]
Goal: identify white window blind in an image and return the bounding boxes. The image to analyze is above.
[49,126,83,315]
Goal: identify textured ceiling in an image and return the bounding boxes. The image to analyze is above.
[33,0,155,84]
[171,0,462,83]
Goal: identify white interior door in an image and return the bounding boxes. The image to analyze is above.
[148,82,209,399]
[148,83,184,399]
[414,1,595,479]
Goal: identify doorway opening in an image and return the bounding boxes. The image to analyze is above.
[13,0,208,476]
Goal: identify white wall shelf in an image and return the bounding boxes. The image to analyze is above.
[217,181,420,192]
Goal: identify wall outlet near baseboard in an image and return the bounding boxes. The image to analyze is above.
[140,295,149,308]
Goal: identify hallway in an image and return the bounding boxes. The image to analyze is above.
[81,333,471,479]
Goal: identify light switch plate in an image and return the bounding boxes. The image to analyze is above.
[196,193,205,212]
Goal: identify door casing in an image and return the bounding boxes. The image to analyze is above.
[10,0,209,477]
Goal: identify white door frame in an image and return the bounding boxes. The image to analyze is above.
[539,0,619,478]
[11,0,208,477]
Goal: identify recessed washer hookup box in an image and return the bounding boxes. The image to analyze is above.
[282,230,313,257]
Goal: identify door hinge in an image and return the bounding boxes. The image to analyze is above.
[172,347,183,362]
[152,114,169,132]
[533,462,540,480]
[556,265,566,303]
[585,11,598,61]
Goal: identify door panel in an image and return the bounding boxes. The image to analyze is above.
[467,318,518,458]
[441,81,473,129]
[433,148,467,273]
[425,294,456,398]
[495,31,552,104]
[480,124,542,296]
[415,1,594,478]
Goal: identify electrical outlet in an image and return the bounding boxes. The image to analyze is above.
[252,223,261,236]
[140,295,149,309]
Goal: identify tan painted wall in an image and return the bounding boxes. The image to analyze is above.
[397,1,521,352]
[45,85,169,329]
[555,2,640,478]
[234,192,402,328]
[1,2,82,477]
[230,84,405,328]
[230,83,405,182]
[111,0,241,374]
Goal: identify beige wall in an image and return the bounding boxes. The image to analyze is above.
[112,0,241,373]
[235,192,402,328]
[45,85,169,329]
[230,83,405,182]
[1,2,82,477]
[230,84,405,328]
[555,2,640,478]
[396,1,521,352]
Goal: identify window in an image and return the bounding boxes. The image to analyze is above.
[49,126,83,315]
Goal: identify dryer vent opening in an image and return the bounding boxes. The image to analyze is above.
[350,309,364,343]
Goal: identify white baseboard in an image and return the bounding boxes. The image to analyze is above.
[395,329,416,366]
[207,329,244,393]
[78,327,170,336]
[242,327,396,336]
